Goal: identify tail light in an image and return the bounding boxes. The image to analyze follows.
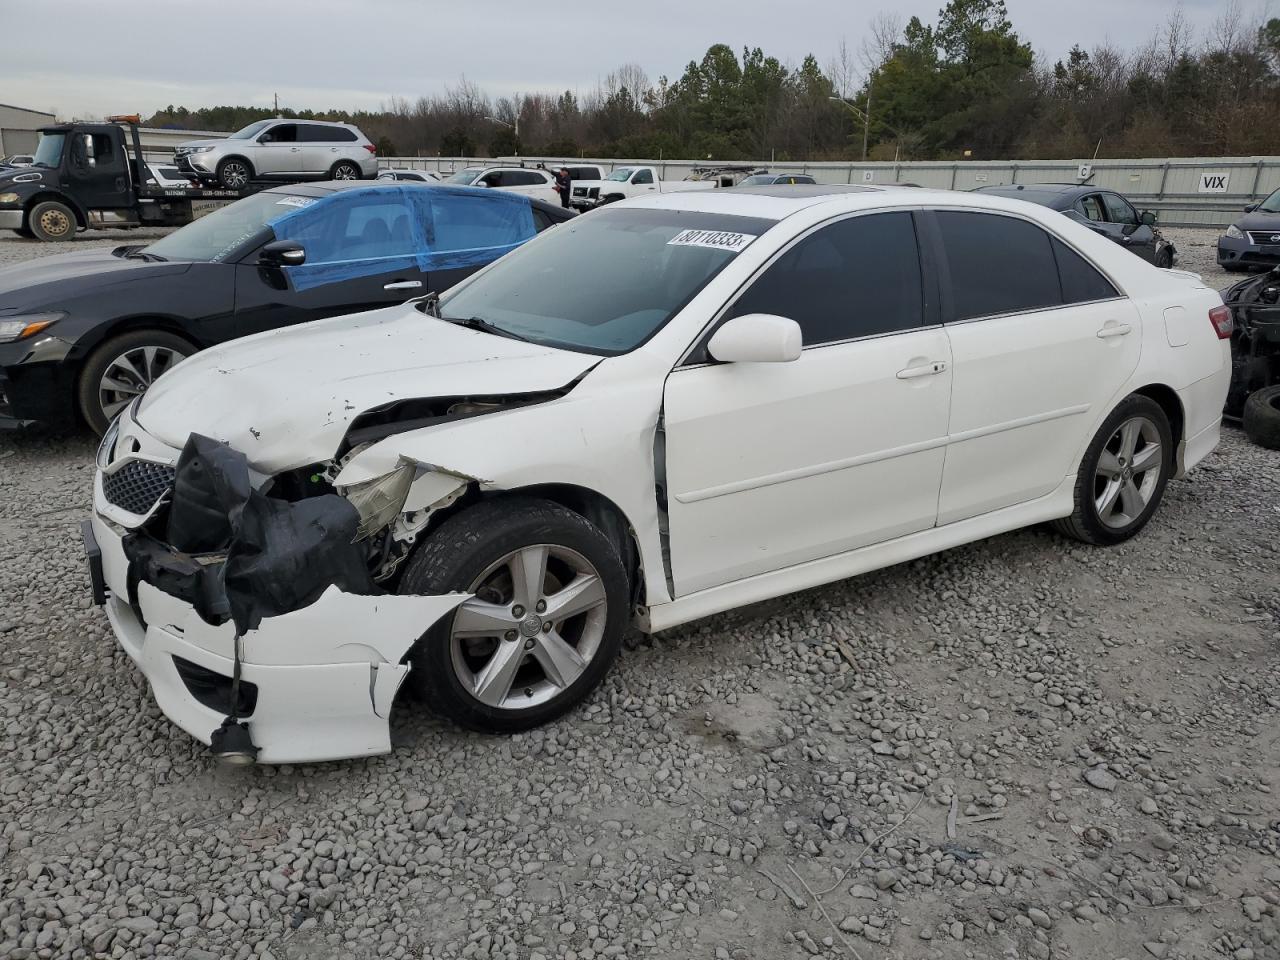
[1209,305,1233,339]
[364,144,376,154]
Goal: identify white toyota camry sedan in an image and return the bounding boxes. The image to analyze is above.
[85,185,1232,763]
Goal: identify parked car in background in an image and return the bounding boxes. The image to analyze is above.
[443,166,558,204]
[174,119,378,189]
[974,183,1175,268]
[568,165,717,210]
[0,182,571,433]
[145,163,196,188]
[1,154,34,168]
[83,185,1229,763]
[378,168,441,183]
[736,173,818,186]
[1217,189,1280,272]
[1219,268,1280,448]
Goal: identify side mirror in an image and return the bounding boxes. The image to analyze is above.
[258,240,306,267]
[1140,210,1157,226]
[473,180,489,188]
[707,313,802,363]
[1245,202,1258,213]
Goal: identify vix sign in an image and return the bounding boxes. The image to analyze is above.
[1197,172,1230,194]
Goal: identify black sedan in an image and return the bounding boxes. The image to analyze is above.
[0,181,572,432]
[1217,188,1280,272]
[973,183,1175,268]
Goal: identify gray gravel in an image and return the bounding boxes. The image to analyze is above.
[3,228,1280,960]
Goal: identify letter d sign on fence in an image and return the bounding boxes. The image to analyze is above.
[1197,172,1229,194]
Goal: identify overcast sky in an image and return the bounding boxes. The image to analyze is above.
[3,0,1247,122]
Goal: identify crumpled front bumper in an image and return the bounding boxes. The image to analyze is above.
[90,499,467,765]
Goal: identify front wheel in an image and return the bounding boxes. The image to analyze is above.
[77,330,194,434]
[28,201,77,241]
[399,497,629,733]
[330,160,361,181]
[1155,247,1173,269]
[215,157,252,190]
[1052,395,1174,546]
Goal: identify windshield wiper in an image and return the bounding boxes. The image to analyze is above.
[438,314,531,343]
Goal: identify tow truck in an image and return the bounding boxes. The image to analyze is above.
[0,116,267,242]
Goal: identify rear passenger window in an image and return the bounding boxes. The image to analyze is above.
[936,212,1061,320]
[727,211,923,346]
[1052,238,1119,303]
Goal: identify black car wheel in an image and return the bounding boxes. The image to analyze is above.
[215,157,252,190]
[330,160,361,181]
[1243,385,1280,450]
[28,201,77,242]
[1155,247,1173,269]
[1052,395,1173,546]
[77,330,195,434]
[398,497,629,734]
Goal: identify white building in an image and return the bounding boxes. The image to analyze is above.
[0,102,57,157]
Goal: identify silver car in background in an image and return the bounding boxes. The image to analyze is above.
[174,119,378,189]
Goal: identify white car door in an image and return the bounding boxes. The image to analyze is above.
[498,169,557,204]
[662,211,952,596]
[930,210,1142,525]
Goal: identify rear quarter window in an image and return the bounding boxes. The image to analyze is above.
[936,211,1062,320]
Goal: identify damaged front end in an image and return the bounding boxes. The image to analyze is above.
[91,424,472,764]
[1222,270,1280,417]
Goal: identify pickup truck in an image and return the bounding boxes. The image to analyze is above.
[569,165,716,211]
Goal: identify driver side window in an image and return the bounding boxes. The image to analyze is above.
[1101,193,1137,226]
[260,124,297,144]
[633,168,654,185]
[1076,195,1106,222]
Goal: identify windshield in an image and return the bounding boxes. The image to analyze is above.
[605,168,635,182]
[438,208,775,355]
[229,120,273,140]
[32,133,65,168]
[737,175,775,186]
[144,191,309,262]
[1259,188,1280,214]
[445,168,483,184]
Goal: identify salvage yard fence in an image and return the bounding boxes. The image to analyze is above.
[385,154,1278,229]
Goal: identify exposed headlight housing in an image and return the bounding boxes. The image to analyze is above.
[0,311,64,343]
[192,145,216,154]
[96,416,121,469]
[0,192,19,205]
[341,460,417,539]
[1225,224,1244,240]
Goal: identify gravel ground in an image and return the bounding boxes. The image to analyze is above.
[2,228,1280,960]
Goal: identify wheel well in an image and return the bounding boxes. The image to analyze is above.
[25,192,86,228]
[66,319,204,418]
[218,154,253,174]
[1133,383,1184,442]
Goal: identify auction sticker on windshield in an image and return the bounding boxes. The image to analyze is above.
[667,229,756,252]
[275,196,316,208]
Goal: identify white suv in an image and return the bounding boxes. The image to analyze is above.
[174,119,378,189]
[443,166,558,204]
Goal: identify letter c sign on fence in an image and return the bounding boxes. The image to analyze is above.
[1197,173,1229,194]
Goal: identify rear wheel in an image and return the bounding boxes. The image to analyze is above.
[77,330,194,434]
[28,201,77,242]
[1155,247,1173,269]
[330,160,361,181]
[215,157,252,190]
[399,497,628,733]
[1243,385,1280,450]
[1052,395,1173,546]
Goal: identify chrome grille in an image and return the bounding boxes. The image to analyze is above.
[102,460,175,516]
[1247,231,1280,245]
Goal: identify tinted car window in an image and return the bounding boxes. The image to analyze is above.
[566,167,601,180]
[1101,193,1137,225]
[299,124,355,143]
[432,196,527,251]
[1052,238,1119,303]
[297,199,415,262]
[510,171,547,187]
[633,168,654,185]
[262,124,297,143]
[936,211,1062,320]
[727,212,923,346]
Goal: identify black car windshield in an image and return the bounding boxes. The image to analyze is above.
[1258,189,1280,214]
[437,208,776,355]
[144,192,310,262]
[32,133,65,168]
[229,120,273,140]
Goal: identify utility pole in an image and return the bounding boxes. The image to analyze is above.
[273,92,278,115]
[861,80,872,162]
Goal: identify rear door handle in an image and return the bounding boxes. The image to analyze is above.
[897,360,947,380]
[1096,322,1132,339]
[384,280,423,291]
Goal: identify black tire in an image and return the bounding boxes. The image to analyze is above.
[398,496,629,733]
[1155,247,1173,269]
[330,160,361,181]
[1052,395,1174,546]
[76,330,195,434]
[1221,263,1246,273]
[12,226,35,239]
[1243,385,1280,450]
[28,200,77,242]
[215,156,252,190]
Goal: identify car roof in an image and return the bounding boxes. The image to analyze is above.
[262,180,546,207]
[974,182,1114,206]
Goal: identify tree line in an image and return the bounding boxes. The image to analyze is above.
[143,0,1280,162]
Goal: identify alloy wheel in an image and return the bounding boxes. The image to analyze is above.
[449,544,608,710]
[222,162,249,188]
[333,163,359,180]
[98,345,187,420]
[1093,415,1162,529]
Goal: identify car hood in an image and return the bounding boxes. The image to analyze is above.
[0,249,190,310]
[175,139,226,151]
[1237,211,1280,234]
[136,303,600,474]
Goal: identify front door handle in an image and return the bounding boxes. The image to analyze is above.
[896,360,947,380]
[1096,322,1133,339]
[384,280,423,291]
